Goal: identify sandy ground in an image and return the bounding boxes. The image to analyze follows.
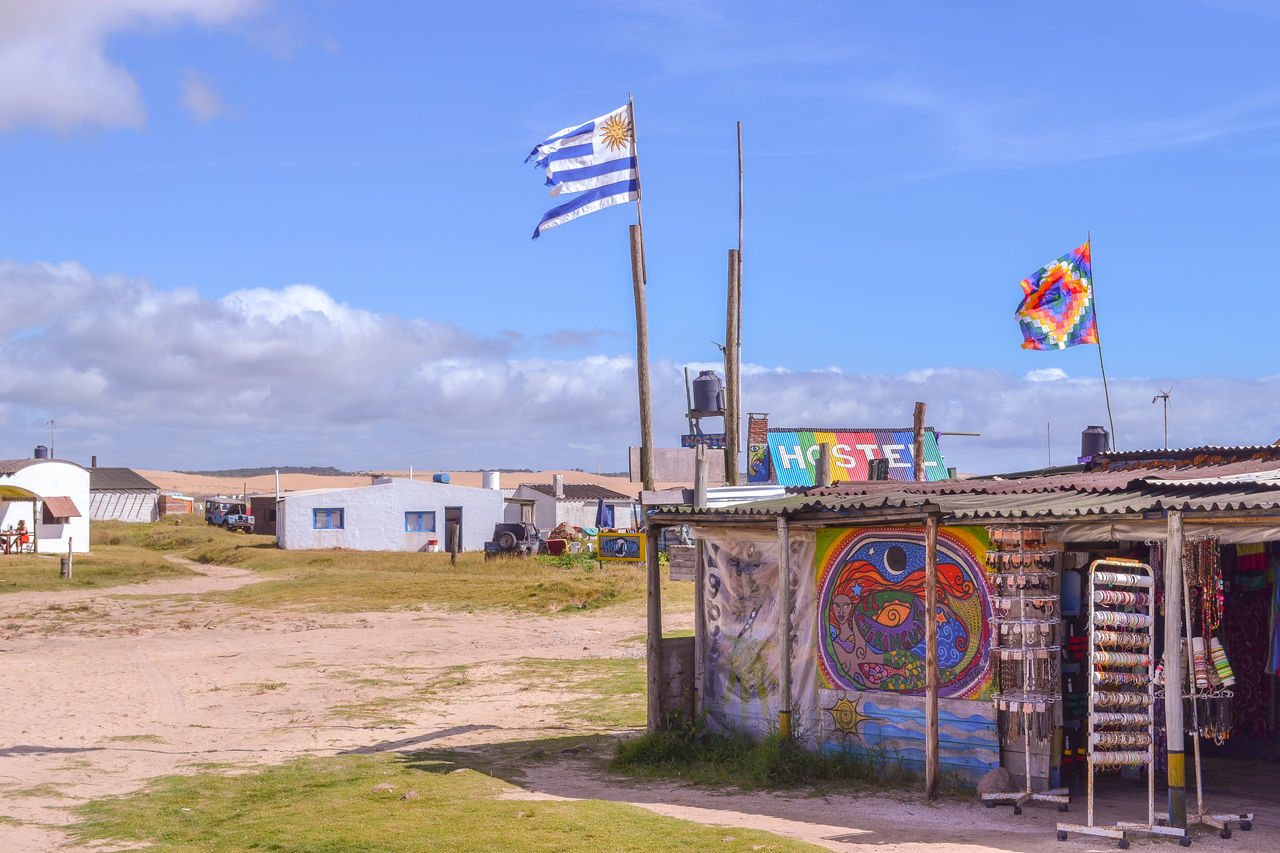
[134,468,685,500]
[1,561,1275,852]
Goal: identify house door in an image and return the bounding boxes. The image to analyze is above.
[445,507,462,552]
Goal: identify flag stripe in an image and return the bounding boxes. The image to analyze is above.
[525,121,595,163]
[533,179,638,238]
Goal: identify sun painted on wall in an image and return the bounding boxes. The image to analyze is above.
[816,527,993,699]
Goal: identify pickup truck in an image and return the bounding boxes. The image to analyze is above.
[205,499,254,533]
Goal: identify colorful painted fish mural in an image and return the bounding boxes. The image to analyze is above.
[816,527,993,700]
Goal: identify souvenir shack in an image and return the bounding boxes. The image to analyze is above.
[642,443,1280,816]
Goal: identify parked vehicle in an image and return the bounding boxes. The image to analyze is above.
[484,521,547,558]
[205,498,254,533]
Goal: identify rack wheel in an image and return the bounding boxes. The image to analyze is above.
[1057,830,1068,842]
[1057,804,1068,813]
[1178,837,1191,847]
[1013,805,1022,815]
[1241,820,1252,831]
[983,800,995,808]
[1219,829,1231,840]
[1118,840,1129,850]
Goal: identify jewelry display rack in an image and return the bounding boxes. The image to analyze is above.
[1057,558,1185,848]
[1154,536,1253,840]
[983,525,1069,813]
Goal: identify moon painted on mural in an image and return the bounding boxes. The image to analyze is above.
[816,527,993,699]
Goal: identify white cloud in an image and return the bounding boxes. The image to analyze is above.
[1025,368,1068,382]
[179,69,226,124]
[2,259,1278,474]
[0,0,261,133]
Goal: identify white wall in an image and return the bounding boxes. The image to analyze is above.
[277,478,504,552]
[0,460,91,553]
[506,486,634,531]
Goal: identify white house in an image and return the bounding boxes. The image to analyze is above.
[0,457,90,553]
[89,467,161,523]
[276,477,505,552]
[506,475,635,531]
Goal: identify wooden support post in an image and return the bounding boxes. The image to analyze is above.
[694,444,708,509]
[777,515,792,740]
[1165,511,1187,828]
[724,249,741,486]
[630,224,655,492]
[449,523,459,566]
[924,512,939,800]
[694,536,706,717]
[913,402,926,482]
[816,443,833,488]
[646,524,663,731]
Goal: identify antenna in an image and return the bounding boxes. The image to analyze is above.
[46,417,55,459]
[1151,385,1172,450]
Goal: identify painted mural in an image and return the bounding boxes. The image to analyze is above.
[816,526,994,700]
[695,528,817,741]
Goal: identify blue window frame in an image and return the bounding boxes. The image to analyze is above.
[405,511,436,532]
[313,508,344,529]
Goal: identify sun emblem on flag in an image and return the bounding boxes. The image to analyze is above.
[599,112,633,152]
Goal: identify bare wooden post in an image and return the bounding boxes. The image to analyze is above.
[694,444,708,509]
[630,224,655,492]
[448,522,459,566]
[61,537,73,579]
[816,442,833,487]
[1165,511,1187,828]
[924,512,939,800]
[724,249,741,486]
[646,524,663,731]
[913,402,926,482]
[777,515,792,740]
[693,535,707,717]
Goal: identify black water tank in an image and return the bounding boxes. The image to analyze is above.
[33,445,48,459]
[1081,426,1110,458]
[692,370,724,413]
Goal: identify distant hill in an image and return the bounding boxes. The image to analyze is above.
[176,466,359,478]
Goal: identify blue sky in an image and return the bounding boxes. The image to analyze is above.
[2,0,1279,475]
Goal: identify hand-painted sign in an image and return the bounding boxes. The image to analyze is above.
[681,433,727,449]
[750,427,950,485]
[597,532,646,562]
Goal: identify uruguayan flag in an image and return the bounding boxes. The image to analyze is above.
[526,104,639,238]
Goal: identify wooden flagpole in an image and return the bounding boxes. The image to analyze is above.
[628,94,655,492]
[1088,232,1118,450]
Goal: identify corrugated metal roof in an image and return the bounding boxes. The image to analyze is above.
[523,483,632,501]
[89,467,160,491]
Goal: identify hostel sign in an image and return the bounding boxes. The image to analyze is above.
[749,427,950,485]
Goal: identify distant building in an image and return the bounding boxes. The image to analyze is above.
[276,477,504,552]
[158,494,194,515]
[506,474,634,530]
[89,467,160,523]
[0,456,90,553]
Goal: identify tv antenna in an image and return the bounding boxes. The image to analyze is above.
[1151,386,1172,449]
[46,417,55,458]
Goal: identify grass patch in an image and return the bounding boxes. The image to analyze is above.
[612,725,922,792]
[328,665,472,725]
[106,734,166,744]
[0,545,194,594]
[72,753,820,852]
[505,658,646,729]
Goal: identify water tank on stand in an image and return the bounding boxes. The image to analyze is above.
[33,445,48,459]
[1080,426,1110,460]
[692,370,724,413]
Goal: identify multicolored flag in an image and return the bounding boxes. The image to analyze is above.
[1015,241,1098,350]
[526,104,639,239]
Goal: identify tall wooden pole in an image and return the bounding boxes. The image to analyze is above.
[631,224,655,492]
[1164,511,1187,828]
[646,524,663,731]
[912,402,926,482]
[924,511,940,800]
[724,249,741,485]
[735,122,744,482]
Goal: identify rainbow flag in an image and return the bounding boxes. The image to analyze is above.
[1015,241,1098,350]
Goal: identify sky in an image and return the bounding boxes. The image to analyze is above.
[2,0,1279,476]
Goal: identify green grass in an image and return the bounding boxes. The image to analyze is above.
[328,664,472,725]
[505,658,647,729]
[0,545,194,594]
[72,753,821,852]
[612,726,922,792]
